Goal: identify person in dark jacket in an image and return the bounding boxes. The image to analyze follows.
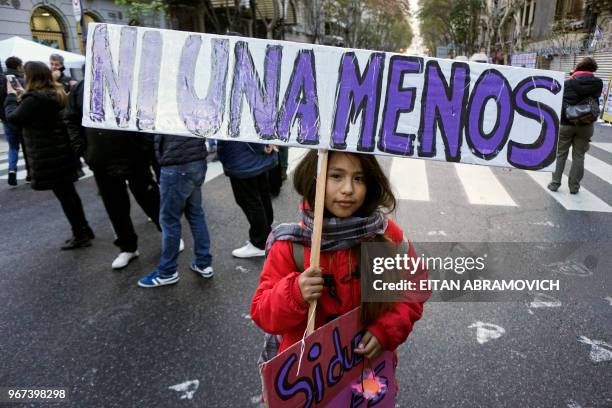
[548,57,603,194]
[218,140,278,258]
[49,54,76,93]
[0,56,30,185]
[65,79,163,269]
[4,61,93,249]
[138,134,213,287]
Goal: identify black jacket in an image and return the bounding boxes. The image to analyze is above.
[4,91,79,190]
[561,73,603,125]
[0,68,25,122]
[155,134,207,166]
[65,80,154,177]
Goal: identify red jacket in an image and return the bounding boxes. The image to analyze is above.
[251,219,426,353]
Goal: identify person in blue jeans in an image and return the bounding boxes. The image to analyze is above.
[0,56,29,186]
[138,134,213,288]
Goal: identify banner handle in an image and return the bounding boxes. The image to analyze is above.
[306,149,328,336]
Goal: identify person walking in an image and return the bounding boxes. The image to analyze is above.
[138,134,213,287]
[548,57,603,194]
[65,79,165,269]
[4,61,93,249]
[0,56,30,185]
[218,140,278,258]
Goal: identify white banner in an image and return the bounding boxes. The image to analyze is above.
[83,23,565,171]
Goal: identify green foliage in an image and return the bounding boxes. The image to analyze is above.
[113,0,167,19]
[418,0,482,56]
[324,0,413,52]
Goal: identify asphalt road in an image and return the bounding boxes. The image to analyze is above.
[0,125,611,407]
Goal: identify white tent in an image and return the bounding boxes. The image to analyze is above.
[0,36,85,70]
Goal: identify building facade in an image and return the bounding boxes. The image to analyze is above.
[1,0,167,56]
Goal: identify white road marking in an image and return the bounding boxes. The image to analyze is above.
[468,321,505,344]
[455,163,516,206]
[584,153,612,183]
[390,158,430,201]
[204,160,224,183]
[547,260,593,277]
[604,296,612,306]
[526,170,612,213]
[591,142,612,154]
[529,221,557,227]
[528,293,562,308]
[566,399,582,408]
[286,147,309,174]
[577,336,612,363]
[0,153,24,171]
[168,380,200,400]
[510,350,527,359]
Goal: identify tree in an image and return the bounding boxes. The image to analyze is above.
[417,0,482,57]
[324,0,413,52]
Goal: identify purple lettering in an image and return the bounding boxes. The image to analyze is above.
[378,56,423,155]
[277,49,320,144]
[508,76,561,170]
[274,354,314,407]
[177,36,229,137]
[418,61,470,161]
[230,42,282,139]
[466,69,514,160]
[136,30,162,130]
[90,24,136,127]
[331,52,385,151]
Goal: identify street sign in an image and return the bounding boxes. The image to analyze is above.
[83,23,565,171]
[72,0,82,23]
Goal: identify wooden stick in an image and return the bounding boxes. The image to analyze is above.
[306,149,328,336]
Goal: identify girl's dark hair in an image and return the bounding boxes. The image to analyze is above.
[23,61,67,107]
[575,57,598,72]
[293,150,396,216]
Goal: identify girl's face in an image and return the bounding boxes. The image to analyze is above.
[324,153,366,218]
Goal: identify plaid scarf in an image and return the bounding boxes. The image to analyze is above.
[265,207,388,254]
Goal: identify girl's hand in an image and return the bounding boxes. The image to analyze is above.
[298,266,323,303]
[355,331,383,359]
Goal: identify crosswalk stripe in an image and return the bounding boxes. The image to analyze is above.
[526,170,612,213]
[390,157,429,201]
[584,153,612,183]
[204,161,223,184]
[0,155,25,171]
[454,163,516,206]
[287,147,308,174]
[591,142,612,155]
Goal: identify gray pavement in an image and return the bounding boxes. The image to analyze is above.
[0,124,611,407]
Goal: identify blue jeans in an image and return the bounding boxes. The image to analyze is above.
[3,123,20,172]
[157,159,212,276]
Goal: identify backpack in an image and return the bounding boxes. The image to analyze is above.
[565,97,600,125]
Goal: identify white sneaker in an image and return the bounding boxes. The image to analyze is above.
[112,251,139,269]
[190,262,214,278]
[179,238,185,252]
[232,241,265,258]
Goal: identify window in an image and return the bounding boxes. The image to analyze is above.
[30,7,66,50]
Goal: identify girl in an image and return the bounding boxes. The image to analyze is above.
[4,61,94,250]
[251,150,426,361]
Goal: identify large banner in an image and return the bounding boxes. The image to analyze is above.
[83,23,565,171]
[260,308,396,407]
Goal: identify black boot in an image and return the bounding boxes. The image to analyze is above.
[8,171,17,186]
[61,227,94,250]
